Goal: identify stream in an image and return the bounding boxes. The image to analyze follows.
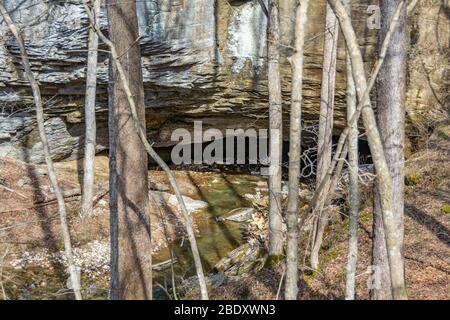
[3,166,267,300]
[151,172,265,296]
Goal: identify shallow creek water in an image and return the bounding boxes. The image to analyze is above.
[151,172,265,292]
[4,168,266,299]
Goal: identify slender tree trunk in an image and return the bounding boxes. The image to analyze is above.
[344,0,360,301]
[81,0,100,217]
[285,0,309,301]
[309,143,346,270]
[0,4,82,300]
[371,0,407,300]
[267,0,284,260]
[327,0,407,299]
[407,0,419,14]
[106,0,152,300]
[310,1,340,270]
[311,1,404,216]
[316,2,339,189]
[309,1,404,244]
[84,0,209,299]
[371,189,392,299]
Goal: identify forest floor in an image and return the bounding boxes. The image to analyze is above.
[205,145,450,299]
[0,125,448,299]
[202,127,450,300]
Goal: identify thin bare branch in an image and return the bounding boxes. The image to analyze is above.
[0,3,82,300]
[82,0,209,300]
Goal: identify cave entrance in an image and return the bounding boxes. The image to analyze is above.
[148,134,372,181]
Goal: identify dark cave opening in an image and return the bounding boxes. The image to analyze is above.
[147,134,373,181]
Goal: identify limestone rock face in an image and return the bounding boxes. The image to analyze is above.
[0,0,448,162]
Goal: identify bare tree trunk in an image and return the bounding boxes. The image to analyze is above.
[309,1,404,236]
[309,143,346,270]
[327,0,407,299]
[371,189,392,299]
[316,2,339,189]
[267,0,284,260]
[105,0,152,300]
[344,0,360,300]
[306,14,394,270]
[371,0,407,300]
[83,0,209,300]
[0,4,82,300]
[407,0,419,14]
[81,0,100,217]
[285,0,309,301]
[310,2,340,270]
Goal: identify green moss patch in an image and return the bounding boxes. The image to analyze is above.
[440,205,450,214]
[405,172,422,186]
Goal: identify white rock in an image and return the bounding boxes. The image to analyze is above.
[224,207,256,223]
[149,190,208,214]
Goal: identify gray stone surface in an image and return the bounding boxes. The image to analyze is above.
[0,0,447,163]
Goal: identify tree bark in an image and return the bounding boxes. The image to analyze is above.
[316,2,339,189]
[344,0,360,301]
[84,0,209,299]
[407,0,419,14]
[309,1,404,245]
[371,189,392,299]
[310,143,346,271]
[81,0,100,217]
[285,0,309,300]
[310,2,340,270]
[267,0,284,259]
[106,0,152,300]
[327,0,407,299]
[0,3,82,300]
[371,0,407,300]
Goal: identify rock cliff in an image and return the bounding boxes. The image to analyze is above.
[0,0,448,162]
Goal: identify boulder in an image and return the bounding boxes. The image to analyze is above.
[213,241,264,276]
[149,190,208,214]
